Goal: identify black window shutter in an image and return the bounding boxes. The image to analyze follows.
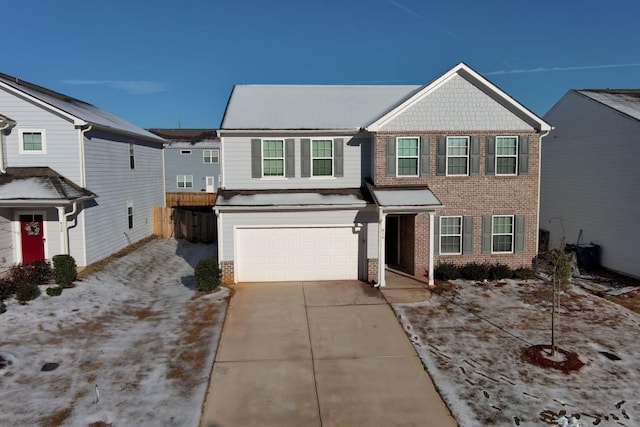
[334,138,344,177]
[251,139,262,178]
[518,136,529,175]
[386,137,396,176]
[470,137,480,175]
[420,136,430,176]
[301,139,311,177]
[433,216,439,256]
[436,136,446,176]
[482,214,492,254]
[285,139,295,178]
[485,136,495,175]
[514,215,525,253]
[463,216,474,254]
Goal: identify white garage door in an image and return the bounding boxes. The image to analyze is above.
[236,227,360,282]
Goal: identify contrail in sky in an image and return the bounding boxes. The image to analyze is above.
[485,63,640,75]
[61,79,166,94]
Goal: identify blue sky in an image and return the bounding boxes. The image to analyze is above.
[4,0,640,128]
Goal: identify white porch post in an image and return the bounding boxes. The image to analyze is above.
[428,211,435,287]
[57,206,68,254]
[377,207,387,287]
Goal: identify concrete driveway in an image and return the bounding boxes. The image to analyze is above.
[200,280,456,427]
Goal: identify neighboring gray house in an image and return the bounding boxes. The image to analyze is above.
[148,129,220,199]
[215,63,550,285]
[0,72,165,270]
[541,89,640,279]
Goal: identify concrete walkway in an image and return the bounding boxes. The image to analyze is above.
[200,280,456,427]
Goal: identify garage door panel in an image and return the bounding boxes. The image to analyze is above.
[236,227,359,282]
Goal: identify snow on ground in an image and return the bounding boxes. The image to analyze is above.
[392,278,640,427]
[0,238,228,427]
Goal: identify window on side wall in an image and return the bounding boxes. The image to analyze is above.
[492,215,514,253]
[312,139,333,176]
[19,130,46,153]
[440,216,462,255]
[397,137,419,176]
[262,139,284,177]
[203,149,219,164]
[496,136,518,175]
[446,136,469,176]
[127,201,134,229]
[177,175,193,189]
[129,143,135,169]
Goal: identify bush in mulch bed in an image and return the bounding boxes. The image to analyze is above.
[521,344,584,373]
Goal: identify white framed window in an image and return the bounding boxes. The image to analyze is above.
[496,136,518,175]
[177,175,193,189]
[127,201,134,229]
[129,143,135,169]
[440,216,462,255]
[492,215,514,253]
[19,129,46,153]
[262,139,284,177]
[446,136,469,176]
[396,137,419,176]
[203,149,219,164]
[180,150,192,155]
[312,139,333,176]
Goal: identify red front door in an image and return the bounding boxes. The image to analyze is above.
[20,214,45,264]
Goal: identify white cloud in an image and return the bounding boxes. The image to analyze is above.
[485,63,640,76]
[61,79,166,94]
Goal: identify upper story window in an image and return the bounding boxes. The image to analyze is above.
[397,137,419,176]
[446,136,469,176]
[312,139,333,176]
[19,129,46,153]
[492,215,514,253]
[203,149,219,164]
[440,216,462,255]
[129,143,135,169]
[177,175,193,188]
[262,139,284,177]
[180,150,192,155]
[496,136,518,175]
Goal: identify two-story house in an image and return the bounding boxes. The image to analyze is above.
[215,63,551,285]
[148,128,220,207]
[0,73,165,270]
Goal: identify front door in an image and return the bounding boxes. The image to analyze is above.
[20,214,45,264]
[205,176,216,193]
[385,215,400,266]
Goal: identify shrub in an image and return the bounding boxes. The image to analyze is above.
[28,259,53,285]
[0,300,5,314]
[489,263,513,281]
[513,267,535,280]
[52,255,77,287]
[460,262,490,281]
[434,262,461,281]
[194,257,222,292]
[0,277,16,301]
[46,286,63,297]
[15,282,40,304]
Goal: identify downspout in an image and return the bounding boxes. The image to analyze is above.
[59,201,79,255]
[428,211,435,287]
[0,119,17,174]
[536,129,551,256]
[377,207,387,287]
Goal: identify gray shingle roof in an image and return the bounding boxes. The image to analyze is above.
[578,90,640,121]
[0,167,96,204]
[0,73,165,143]
[220,84,420,130]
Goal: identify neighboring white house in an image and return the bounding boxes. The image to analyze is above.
[0,72,166,270]
[541,89,640,278]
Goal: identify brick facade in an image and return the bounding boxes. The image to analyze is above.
[220,260,234,285]
[375,131,540,275]
[367,258,378,283]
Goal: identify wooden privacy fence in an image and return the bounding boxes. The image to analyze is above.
[165,192,216,207]
[153,206,216,243]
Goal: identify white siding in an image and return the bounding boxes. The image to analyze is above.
[0,88,81,182]
[222,135,369,190]
[219,208,378,262]
[83,130,163,265]
[541,91,640,278]
[0,208,14,270]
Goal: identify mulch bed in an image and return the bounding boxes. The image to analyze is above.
[522,345,584,374]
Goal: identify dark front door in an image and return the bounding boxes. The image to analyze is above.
[20,214,45,264]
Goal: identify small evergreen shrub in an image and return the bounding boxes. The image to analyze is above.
[15,282,40,304]
[46,286,63,297]
[0,300,5,314]
[0,277,16,301]
[28,259,53,285]
[195,257,222,292]
[461,262,490,281]
[434,262,461,281]
[513,267,535,280]
[489,263,513,281]
[52,255,77,287]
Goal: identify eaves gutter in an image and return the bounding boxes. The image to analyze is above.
[215,203,370,212]
[0,195,97,208]
[218,128,364,136]
[86,123,167,145]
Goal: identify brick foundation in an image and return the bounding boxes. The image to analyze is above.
[220,261,234,285]
[367,258,378,283]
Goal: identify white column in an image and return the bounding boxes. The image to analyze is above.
[57,206,68,254]
[428,211,435,287]
[377,207,387,287]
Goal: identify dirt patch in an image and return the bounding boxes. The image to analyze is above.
[43,407,72,427]
[77,236,158,279]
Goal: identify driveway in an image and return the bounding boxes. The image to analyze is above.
[200,280,456,426]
